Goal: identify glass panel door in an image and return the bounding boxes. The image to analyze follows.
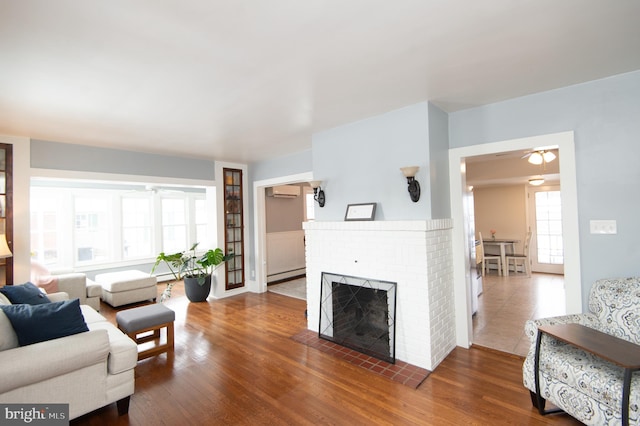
[528,185,564,274]
[223,168,244,290]
[0,144,12,285]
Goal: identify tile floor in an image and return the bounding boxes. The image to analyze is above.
[472,272,566,356]
[267,277,306,300]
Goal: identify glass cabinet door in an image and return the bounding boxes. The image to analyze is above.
[0,144,12,286]
[223,168,244,290]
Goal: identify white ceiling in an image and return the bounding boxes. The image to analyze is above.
[1,1,640,163]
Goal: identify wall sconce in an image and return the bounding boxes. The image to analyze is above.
[400,166,420,202]
[309,180,326,207]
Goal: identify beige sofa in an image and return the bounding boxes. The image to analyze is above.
[0,291,137,420]
[54,272,102,311]
[30,260,102,311]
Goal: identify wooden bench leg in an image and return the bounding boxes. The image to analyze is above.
[167,321,174,349]
[127,321,174,360]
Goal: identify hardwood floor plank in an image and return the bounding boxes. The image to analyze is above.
[71,282,581,425]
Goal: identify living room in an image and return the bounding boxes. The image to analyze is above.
[2,2,640,424]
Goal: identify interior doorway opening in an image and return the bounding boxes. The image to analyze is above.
[449,131,582,349]
[252,172,313,294]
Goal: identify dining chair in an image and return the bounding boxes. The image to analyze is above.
[506,231,532,276]
[478,232,501,276]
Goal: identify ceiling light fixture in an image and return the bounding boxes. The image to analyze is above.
[528,178,545,186]
[527,150,556,165]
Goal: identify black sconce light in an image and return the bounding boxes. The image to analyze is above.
[309,180,326,207]
[400,166,420,202]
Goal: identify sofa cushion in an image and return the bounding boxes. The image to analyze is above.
[0,292,11,305]
[80,304,108,325]
[0,309,19,351]
[0,282,51,305]
[588,277,640,345]
[0,299,89,346]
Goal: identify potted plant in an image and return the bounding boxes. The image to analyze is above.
[152,243,234,302]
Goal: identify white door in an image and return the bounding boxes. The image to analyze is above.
[527,185,564,274]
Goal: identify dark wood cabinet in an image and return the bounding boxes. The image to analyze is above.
[0,144,13,285]
[223,168,244,290]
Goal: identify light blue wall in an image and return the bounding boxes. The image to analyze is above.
[449,70,640,309]
[246,149,312,279]
[428,103,450,219]
[312,102,431,221]
[31,139,215,180]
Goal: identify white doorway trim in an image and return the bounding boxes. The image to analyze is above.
[449,131,582,348]
[252,172,313,294]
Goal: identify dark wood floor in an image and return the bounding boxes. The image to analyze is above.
[72,282,581,425]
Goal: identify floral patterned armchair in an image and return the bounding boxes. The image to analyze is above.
[523,277,640,425]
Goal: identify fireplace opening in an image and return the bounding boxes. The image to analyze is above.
[319,272,396,363]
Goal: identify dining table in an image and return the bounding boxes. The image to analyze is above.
[483,238,519,276]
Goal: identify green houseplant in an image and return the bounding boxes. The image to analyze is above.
[152,243,233,302]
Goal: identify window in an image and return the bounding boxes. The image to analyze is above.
[122,197,153,259]
[194,198,207,244]
[535,191,563,264]
[74,197,110,263]
[161,198,186,253]
[30,181,208,269]
[30,195,61,263]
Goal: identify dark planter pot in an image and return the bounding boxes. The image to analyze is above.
[184,275,211,302]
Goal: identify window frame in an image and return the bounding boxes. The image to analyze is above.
[30,178,210,271]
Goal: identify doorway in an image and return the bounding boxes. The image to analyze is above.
[449,131,582,349]
[252,172,313,294]
[468,155,566,354]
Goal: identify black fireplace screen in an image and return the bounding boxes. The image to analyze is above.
[319,272,397,363]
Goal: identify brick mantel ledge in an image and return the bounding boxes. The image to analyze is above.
[303,219,452,232]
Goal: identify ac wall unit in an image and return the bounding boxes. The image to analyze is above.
[266,185,301,198]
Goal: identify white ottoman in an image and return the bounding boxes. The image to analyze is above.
[96,270,157,307]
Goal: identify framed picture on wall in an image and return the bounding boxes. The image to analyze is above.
[344,203,377,221]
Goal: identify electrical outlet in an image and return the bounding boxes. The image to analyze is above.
[589,220,617,234]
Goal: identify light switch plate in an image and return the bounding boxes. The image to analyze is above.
[590,220,617,234]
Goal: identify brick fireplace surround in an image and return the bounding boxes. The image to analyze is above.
[303,220,456,371]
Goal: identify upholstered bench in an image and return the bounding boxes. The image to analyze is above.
[116,303,175,360]
[96,270,157,307]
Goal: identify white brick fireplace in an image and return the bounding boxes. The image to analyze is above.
[303,220,456,370]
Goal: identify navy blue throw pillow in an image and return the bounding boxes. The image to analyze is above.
[0,282,51,305]
[0,299,89,346]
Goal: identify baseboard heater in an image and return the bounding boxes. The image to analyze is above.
[267,267,306,283]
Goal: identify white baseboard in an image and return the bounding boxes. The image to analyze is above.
[267,268,306,283]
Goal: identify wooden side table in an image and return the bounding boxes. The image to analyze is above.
[535,323,640,426]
